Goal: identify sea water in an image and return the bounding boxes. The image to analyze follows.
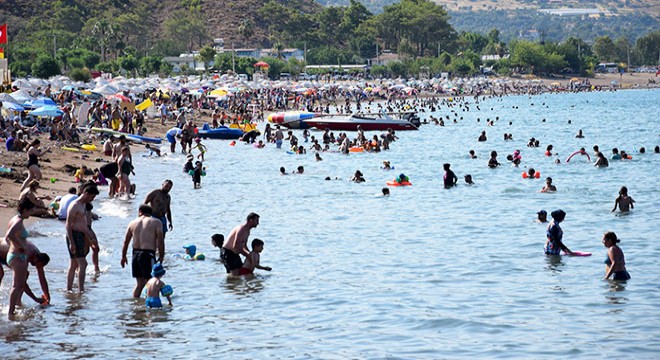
[1,89,659,358]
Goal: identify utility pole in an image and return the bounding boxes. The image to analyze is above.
[231,41,235,73]
[304,41,307,64]
[438,43,440,58]
[627,44,630,73]
[376,43,379,66]
[53,34,57,58]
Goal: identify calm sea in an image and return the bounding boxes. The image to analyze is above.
[2,89,659,359]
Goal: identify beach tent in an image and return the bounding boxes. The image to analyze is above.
[29,105,63,117]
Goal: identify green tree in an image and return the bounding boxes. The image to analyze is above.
[89,18,118,62]
[197,45,217,77]
[140,56,164,76]
[32,56,61,78]
[635,30,660,65]
[238,19,255,47]
[119,55,139,77]
[68,68,92,82]
[593,36,618,62]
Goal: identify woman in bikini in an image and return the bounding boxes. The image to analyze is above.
[4,199,44,318]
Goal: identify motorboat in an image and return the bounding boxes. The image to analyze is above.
[304,112,420,131]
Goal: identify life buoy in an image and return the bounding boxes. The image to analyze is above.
[522,171,540,179]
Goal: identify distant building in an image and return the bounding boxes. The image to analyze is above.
[538,8,609,17]
[368,51,400,66]
[163,54,204,72]
[518,29,541,42]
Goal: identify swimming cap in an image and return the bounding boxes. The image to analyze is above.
[183,244,197,256]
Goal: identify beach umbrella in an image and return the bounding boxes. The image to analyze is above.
[29,105,63,117]
[12,79,37,91]
[0,93,22,105]
[208,88,229,98]
[10,89,37,103]
[254,61,270,68]
[2,101,25,111]
[30,97,57,107]
[106,93,132,102]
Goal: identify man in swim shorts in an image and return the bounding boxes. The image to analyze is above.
[65,183,99,293]
[144,179,174,239]
[121,204,164,298]
[221,212,260,276]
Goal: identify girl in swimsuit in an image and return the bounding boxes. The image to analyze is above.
[20,139,49,192]
[602,231,630,281]
[4,199,46,318]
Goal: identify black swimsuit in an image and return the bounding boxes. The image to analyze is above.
[27,153,38,168]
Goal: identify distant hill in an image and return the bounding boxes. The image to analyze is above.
[317,0,660,42]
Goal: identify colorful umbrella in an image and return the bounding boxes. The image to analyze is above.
[29,106,63,117]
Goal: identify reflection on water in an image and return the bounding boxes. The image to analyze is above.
[2,89,659,358]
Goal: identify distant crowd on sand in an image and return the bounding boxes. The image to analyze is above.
[3,81,658,320]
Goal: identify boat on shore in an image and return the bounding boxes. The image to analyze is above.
[196,123,244,140]
[304,112,420,131]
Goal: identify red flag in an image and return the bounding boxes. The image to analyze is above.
[0,24,7,44]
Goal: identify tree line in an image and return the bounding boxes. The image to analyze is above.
[2,0,659,80]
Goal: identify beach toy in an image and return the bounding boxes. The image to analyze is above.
[160,285,173,297]
[522,171,541,179]
[81,144,97,151]
[386,180,412,186]
[349,147,364,153]
[0,166,11,173]
[563,251,591,257]
[61,146,80,152]
[50,178,58,183]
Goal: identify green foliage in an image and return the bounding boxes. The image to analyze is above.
[635,30,660,65]
[261,57,287,79]
[69,68,92,82]
[140,56,164,76]
[32,56,61,79]
[197,45,217,75]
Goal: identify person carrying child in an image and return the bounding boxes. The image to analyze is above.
[145,263,173,308]
[239,239,272,276]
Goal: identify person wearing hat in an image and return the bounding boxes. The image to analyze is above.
[536,210,548,223]
[544,210,572,255]
[183,244,205,261]
[144,263,173,308]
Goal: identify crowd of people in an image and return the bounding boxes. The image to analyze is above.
[1,77,657,321]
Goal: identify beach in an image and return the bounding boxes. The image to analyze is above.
[1,79,659,358]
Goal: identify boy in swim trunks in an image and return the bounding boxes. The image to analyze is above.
[145,263,173,308]
[239,239,271,276]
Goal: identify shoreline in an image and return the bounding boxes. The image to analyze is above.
[2,72,658,232]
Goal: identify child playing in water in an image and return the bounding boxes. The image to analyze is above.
[192,161,205,189]
[145,263,173,308]
[192,138,207,161]
[239,239,272,276]
[612,186,635,212]
[182,244,205,261]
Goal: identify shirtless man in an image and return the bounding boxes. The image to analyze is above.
[274,126,284,149]
[221,213,260,276]
[65,184,99,293]
[121,204,164,298]
[144,180,174,239]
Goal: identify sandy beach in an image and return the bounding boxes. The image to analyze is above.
[1,72,657,232]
